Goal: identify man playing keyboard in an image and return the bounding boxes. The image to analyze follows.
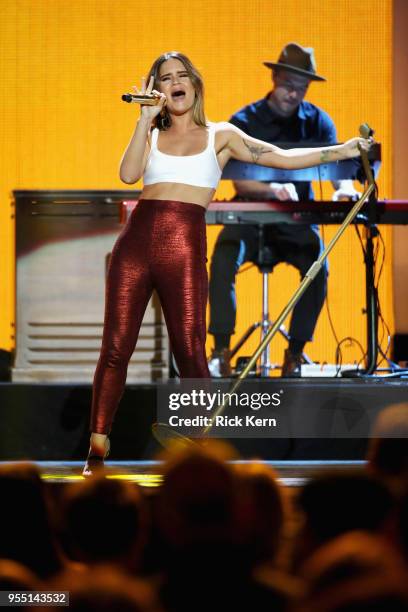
[208,43,360,377]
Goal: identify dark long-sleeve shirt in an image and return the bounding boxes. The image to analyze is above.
[229,93,337,200]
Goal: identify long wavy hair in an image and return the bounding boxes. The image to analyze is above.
[146,52,207,131]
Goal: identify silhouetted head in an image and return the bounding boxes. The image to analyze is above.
[0,462,63,578]
[367,402,408,495]
[63,475,148,569]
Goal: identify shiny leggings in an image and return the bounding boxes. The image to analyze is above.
[91,199,210,434]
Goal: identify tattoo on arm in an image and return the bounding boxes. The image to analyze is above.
[243,139,271,163]
[320,149,341,163]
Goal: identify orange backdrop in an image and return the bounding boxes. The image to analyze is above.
[0,0,393,369]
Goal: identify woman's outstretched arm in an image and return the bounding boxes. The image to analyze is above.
[220,122,372,170]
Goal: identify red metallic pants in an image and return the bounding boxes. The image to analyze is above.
[91,199,210,434]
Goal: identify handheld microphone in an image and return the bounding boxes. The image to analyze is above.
[359,123,374,139]
[121,93,161,106]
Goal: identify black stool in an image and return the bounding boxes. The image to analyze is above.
[230,223,312,376]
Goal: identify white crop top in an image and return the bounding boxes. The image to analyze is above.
[143,122,222,189]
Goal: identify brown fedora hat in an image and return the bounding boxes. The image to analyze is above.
[263,42,326,82]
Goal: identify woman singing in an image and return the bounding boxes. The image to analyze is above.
[83,51,371,475]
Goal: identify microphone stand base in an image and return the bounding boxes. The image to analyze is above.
[152,422,204,450]
[341,369,371,378]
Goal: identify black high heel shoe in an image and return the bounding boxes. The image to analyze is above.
[82,438,110,477]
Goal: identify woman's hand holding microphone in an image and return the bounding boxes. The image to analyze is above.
[132,75,166,121]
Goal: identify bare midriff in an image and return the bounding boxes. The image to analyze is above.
[140,182,216,209]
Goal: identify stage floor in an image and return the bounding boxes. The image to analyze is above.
[1,378,406,461]
[0,460,366,488]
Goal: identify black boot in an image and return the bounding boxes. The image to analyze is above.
[281,349,302,378]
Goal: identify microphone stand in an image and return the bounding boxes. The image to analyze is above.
[152,126,377,449]
[341,125,380,377]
